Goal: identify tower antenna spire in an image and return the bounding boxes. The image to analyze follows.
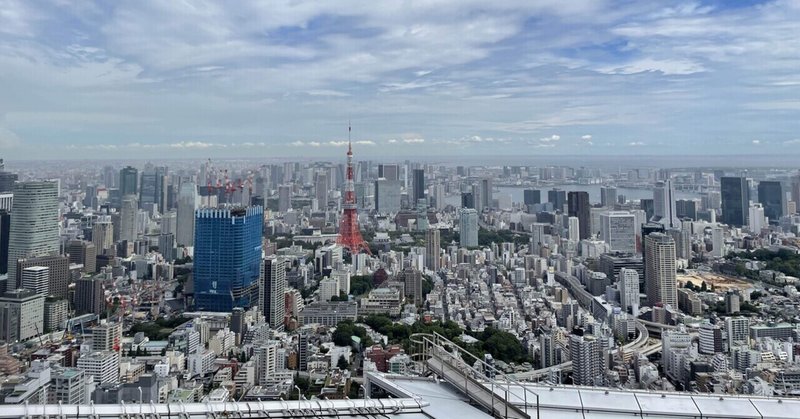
[348,120,352,154]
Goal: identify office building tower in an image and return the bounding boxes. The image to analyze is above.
[666,228,691,260]
[523,189,541,206]
[645,233,677,307]
[6,181,59,290]
[298,331,310,371]
[319,277,338,302]
[378,164,399,181]
[480,178,492,209]
[461,192,474,209]
[0,289,44,342]
[254,340,279,385]
[601,186,617,208]
[91,215,114,255]
[471,183,482,212]
[568,191,591,240]
[176,182,197,247]
[374,179,402,214]
[698,321,723,354]
[315,173,328,210]
[459,208,479,248]
[530,223,547,255]
[675,199,697,220]
[653,180,678,228]
[262,256,287,331]
[44,297,67,333]
[726,316,749,346]
[662,326,691,380]
[91,322,122,352]
[158,233,175,261]
[567,216,580,243]
[640,198,655,221]
[0,210,9,275]
[278,185,291,213]
[119,166,138,196]
[619,268,640,314]
[119,195,138,243]
[748,203,766,233]
[548,189,566,212]
[194,206,263,312]
[570,333,603,386]
[75,277,104,315]
[412,169,425,204]
[160,210,177,237]
[0,171,18,193]
[67,240,97,274]
[50,367,87,404]
[725,291,740,314]
[139,167,167,212]
[402,267,423,305]
[16,255,69,298]
[721,176,749,227]
[757,180,783,221]
[600,211,636,254]
[77,351,120,384]
[21,266,48,296]
[425,228,440,271]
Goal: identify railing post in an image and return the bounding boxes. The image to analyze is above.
[505,389,508,418]
[491,381,495,416]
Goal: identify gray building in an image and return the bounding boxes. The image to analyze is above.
[298,301,357,327]
[375,179,402,214]
[0,289,44,342]
[459,208,479,248]
[262,256,287,331]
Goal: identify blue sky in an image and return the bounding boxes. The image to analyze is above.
[0,0,798,159]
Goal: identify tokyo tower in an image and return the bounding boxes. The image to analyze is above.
[336,125,372,254]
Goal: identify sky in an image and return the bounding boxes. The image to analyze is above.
[0,0,798,159]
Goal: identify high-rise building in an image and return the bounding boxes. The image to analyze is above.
[601,186,617,208]
[548,188,566,212]
[43,297,67,333]
[567,216,580,243]
[50,367,87,404]
[721,176,749,227]
[254,340,280,385]
[480,178,492,209]
[194,206,263,312]
[0,171,18,193]
[378,164,399,181]
[262,256,287,331]
[600,211,636,254]
[570,332,603,386]
[425,228,440,271]
[725,316,749,346]
[91,322,122,352]
[315,173,328,210]
[91,215,114,255]
[374,179,402,214]
[675,199,697,221]
[698,321,723,354]
[412,169,425,204]
[119,166,138,197]
[0,289,44,342]
[119,194,138,243]
[523,189,541,206]
[176,182,197,247]
[139,167,167,211]
[461,192,474,209]
[459,208,479,248]
[67,240,97,274]
[6,181,59,290]
[77,351,120,384]
[158,233,175,262]
[402,267,423,305]
[653,180,678,228]
[21,266,49,296]
[619,268,640,314]
[278,185,291,213]
[74,277,104,315]
[16,255,69,298]
[645,233,677,308]
[567,191,590,240]
[757,180,783,221]
[0,210,9,275]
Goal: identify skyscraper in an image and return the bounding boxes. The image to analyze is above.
[459,208,478,248]
[0,210,9,275]
[262,256,287,331]
[645,233,677,308]
[378,164,399,181]
[619,268,640,314]
[315,173,328,210]
[119,166,138,197]
[721,176,749,227]
[757,180,783,221]
[653,180,678,228]
[412,169,425,204]
[600,211,636,254]
[194,206,263,312]
[523,189,541,206]
[402,267,423,305]
[75,277,104,315]
[567,191,590,240]
[278,185,291,213]
[119,195,138,243]
[6,181,59,290]
[548,188,566,212]
[425,228,440,271]
[569,332,603,386]
[567,216,580,243]
[600,186,617,208]
[374,179,401,214]
[480,178,492,209]
[92,215,114,255]
[176,182,197,246]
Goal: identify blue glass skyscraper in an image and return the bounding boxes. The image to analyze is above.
[193,206,263,312]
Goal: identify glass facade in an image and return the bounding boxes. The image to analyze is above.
[193,206,263,312]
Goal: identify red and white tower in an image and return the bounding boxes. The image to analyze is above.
[336,125,371,254]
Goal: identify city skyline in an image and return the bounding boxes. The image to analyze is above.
[0,1,798,159]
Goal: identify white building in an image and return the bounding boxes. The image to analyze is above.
[567,216,580,243]
[319,277,339,302]
[6,181,60,290]
[600,211,636,254]
[77,351,120,384]
[619,268,640,314]
[21,266,49,295]
[748,203,766,233]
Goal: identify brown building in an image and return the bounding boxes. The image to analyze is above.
[16,255,70,298]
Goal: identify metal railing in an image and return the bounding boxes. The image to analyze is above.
[411,332,540,419]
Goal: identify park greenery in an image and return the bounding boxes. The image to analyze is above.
[727,249,800,279]
[129,316,189,341]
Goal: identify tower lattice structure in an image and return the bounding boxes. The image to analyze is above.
[336,127,371,254]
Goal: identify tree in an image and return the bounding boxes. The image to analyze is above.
[700,281,708,292]
[337,355,349,370]
[750,290,763,300]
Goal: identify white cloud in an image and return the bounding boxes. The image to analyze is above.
[581,134,592,140]
[538,134,561,142]
[628,141,645,146]
[402,138,425,144]
[751,139,761,145]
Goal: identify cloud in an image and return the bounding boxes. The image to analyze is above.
[628,141,645,146]
[402,138,425,144]
[0,127,22,148]
[751,139,761,145]
[581,134,592,141]
[538,135,561,143]
[783,139,800,145]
